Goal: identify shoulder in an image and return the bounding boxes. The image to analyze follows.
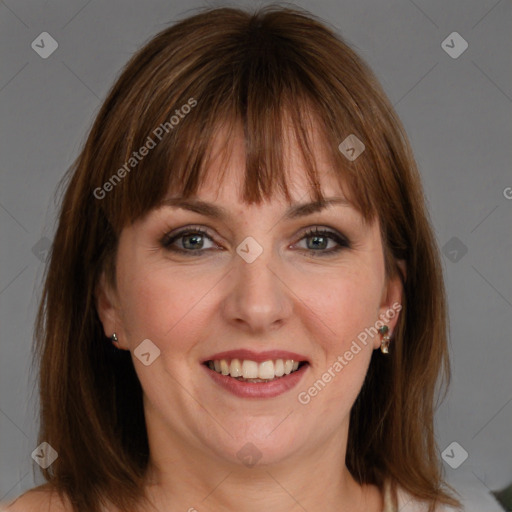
[0,487,72,512]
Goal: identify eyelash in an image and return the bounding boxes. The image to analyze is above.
[160,225,351,257]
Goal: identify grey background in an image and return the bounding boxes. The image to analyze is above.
[0,0,510,510]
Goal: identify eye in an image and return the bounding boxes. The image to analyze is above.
[294,227,351,256]
[160,225,218,256]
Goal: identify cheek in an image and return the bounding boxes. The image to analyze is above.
[116,264,218,354]
[296,284,378,418]
[291,264,382,408]
[297,264,383,345]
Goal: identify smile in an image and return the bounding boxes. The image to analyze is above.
[206,358,307,382]
[202,358,309,398]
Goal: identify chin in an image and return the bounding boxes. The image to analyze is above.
[206,423,303,468]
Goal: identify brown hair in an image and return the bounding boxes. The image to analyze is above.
[28,4,462,512]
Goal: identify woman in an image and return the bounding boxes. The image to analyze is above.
[3,5,463,512]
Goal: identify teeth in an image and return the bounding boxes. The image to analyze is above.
[207,358,304,380]
[274,359,284,377]
[242,360,259,379]
[230,358,242,377]
[258,360,275,380]
[220,359,230,375]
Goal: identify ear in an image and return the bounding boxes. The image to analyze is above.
[374,259,406,350]
[94,271,129,350]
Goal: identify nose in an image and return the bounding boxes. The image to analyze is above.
[220,242,293,334]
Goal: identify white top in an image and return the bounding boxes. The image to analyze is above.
[383,479,462,511]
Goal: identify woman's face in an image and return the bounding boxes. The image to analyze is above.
[96,126,403,471]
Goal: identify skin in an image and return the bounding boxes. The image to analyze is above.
[95,124,405,512]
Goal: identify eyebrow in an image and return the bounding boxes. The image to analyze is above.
[158,197,350,221]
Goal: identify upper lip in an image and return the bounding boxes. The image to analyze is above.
[202,349,309,364]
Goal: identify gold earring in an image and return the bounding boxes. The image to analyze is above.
[378,325,391,354]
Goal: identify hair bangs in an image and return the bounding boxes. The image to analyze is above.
[99,15,380,238]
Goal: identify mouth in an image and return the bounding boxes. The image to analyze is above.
[200,349,310,398]
[202,358,309,383]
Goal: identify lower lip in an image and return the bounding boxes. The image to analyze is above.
[202,363,309,398]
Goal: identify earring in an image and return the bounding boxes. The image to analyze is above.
[378,325,391,354]
[110,333,118,343]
